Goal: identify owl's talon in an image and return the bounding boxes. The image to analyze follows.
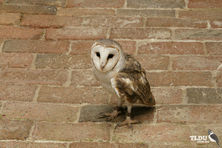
[115,117,141,129]
[97,110,120,121]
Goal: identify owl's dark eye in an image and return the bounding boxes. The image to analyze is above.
[107,54,114,59]
[96,52,100,58]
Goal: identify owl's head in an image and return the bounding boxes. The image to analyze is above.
[91,39,123,72]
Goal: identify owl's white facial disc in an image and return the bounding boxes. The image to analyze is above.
[91,44,120,72]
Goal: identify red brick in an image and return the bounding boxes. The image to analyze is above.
[71,40,93,55]
[70,142,114,148]
[0,142,67,148]
[3,40,69,54]
[113,124,191,144]
[179,9,222,20]
[117,9,175,17]
[22,16,142,28]
[206,42,222,55]
[70,142,148,148]
[135,55,169,70]
[71,40,136,55]
[0,119,33,140]
[2,102,79,122]
[0,53,33,68]
[0,142,29,148]
[46,28,107,40]
[127,0,185,8]
[146,18,207,28]
[152,88,183,104]
[138,42,204,55]
[110,28,171,39]
[35,54,91,69]
[0,13,20,25]
[147,72,213,87]
[211,20,222,28]
[67,0,125,8]
[188,0,222,8]
[0,69,67,85]
[157,105,222,124]
[174,29,222,40]
[57,8,115,16]
[38,86,110,104]
[108,17,144,28]
[71,69,99,86]
[0,4,57,15]
[0,26,43,39]
[32,122,110,141]
[217,64,222,87]
[172,56,222,70]
[21,15,82,28]
[5,0,66,7]
[0,83,36,101]
[117,40,136,55]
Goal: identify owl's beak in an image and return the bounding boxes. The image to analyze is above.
[100,65,105,70]
[100,61,106,70]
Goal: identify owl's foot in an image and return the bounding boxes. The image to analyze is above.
[98,109,121,121]
[115,116,141,129]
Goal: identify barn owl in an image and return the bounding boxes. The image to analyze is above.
[91,39,155,127]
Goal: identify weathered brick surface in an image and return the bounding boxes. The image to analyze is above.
[146,18,207,28]
[4,0,66,7]
[46,28,107,40]
[157,105,222,123]
[0,26,43,39]
[0,119,33,140]
[38,86,110,104]
[110,28,172,39]
[0,53,33,68]
[0,0,221,146]
[2,102,79,122]
[117,9,175,17]
[135,55,169,70]
[3,40,69,54]
[138,42,204,55]
[113,124,191,144]
[152,88,183,104]
[35,54,91,69]
[147,72,213,87]
[71,69,100,86]
[0,13,20,25]
[0,83,36,101]
[179,9,222,20]
[0,5,57,15]
[205,42,222,55]
[0,69,67,85]
[70,142,148,148]
[188,0,222,8]
[0,142,67,148]
[172,56,222,70]
[32,122,110,141]
[67,0,125,8]
[211,20,222,28]
[175,29,222,40]
[127,0,185,8]
[57,8,115,16]
[187,88,222,104]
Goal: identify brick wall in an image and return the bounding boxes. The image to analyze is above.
[0,0,222,147]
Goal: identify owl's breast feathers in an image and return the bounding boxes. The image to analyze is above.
[112,55,155,106]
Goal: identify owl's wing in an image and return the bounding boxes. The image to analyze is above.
[111,55,155,106]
